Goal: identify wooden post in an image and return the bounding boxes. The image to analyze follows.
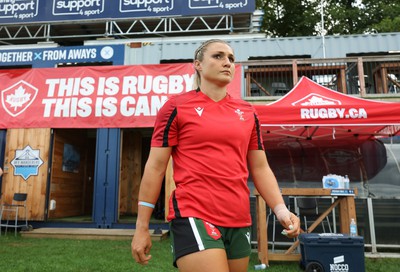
[339,196,356,234]
[292,59,298,85]
[256,194,268,266]
[357,57,366,96]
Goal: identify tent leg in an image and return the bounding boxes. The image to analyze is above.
[367,197,377,254]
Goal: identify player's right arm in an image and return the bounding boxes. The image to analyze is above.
[131,146,172,265]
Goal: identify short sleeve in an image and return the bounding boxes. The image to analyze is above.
[248,110,265,151]
[151,97,179,147]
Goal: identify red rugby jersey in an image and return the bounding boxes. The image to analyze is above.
[151,90,264,227]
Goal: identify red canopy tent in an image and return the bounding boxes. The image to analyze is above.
[254,76,400,142]
[253,77,400,182]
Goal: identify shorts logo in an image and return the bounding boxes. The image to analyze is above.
[1,80,38,117]
[203,221,221,240]
[245,231,251,244]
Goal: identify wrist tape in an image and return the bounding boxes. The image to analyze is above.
[273,203,290,222]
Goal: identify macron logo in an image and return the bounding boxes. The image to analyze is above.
[245,232,251,244]
[195,107,204,116]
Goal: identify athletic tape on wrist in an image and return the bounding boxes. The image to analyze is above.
[138,201,155,209]
[273,203,290,222]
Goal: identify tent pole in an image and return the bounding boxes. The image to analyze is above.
[367,197,378,253]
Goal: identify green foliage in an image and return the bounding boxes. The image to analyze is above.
[259,0,320,37]
[362,0,400,33]
[256,0,400,37]
[373,17,400,33]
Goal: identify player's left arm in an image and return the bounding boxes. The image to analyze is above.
[248,150,300,237]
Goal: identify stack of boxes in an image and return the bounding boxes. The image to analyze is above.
[322,174,350,189]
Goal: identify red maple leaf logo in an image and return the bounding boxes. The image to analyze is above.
[6,86,32,111]
[1,80,38,117]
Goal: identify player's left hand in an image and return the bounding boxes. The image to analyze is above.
[281,212,301,238]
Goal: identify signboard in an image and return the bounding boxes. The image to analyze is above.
[0,63,242,128]
[0,45,125,68]
[11,145,44,180]
[0,0,255,25]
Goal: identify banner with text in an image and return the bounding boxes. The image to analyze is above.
[0,0,255,25]
[0,63,242,128]
[0,44,125,68]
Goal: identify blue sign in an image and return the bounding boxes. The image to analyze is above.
[0,0,255,25]
[11,145,44,180]
[0,44,125,68]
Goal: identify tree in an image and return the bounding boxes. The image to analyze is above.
[257,0,320,37]
[256,0,400,37]
[361,0,400,33]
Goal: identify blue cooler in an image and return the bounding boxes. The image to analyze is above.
[299,233,365,272]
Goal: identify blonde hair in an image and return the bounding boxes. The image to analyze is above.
[192,39,233,90]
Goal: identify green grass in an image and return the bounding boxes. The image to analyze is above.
[0,232,399,271]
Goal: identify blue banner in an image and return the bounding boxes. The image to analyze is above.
[0,44,125,68]
[0,0,255,25]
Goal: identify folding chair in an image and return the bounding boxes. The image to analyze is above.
[297,197,332,233]
[271,82,290,95]
[267,196,296,251]
[0,193,28,236]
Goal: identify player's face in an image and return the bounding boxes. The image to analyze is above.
[196,42,235,86]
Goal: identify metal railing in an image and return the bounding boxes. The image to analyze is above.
[240,56,400,100]
[0,14,251,46]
